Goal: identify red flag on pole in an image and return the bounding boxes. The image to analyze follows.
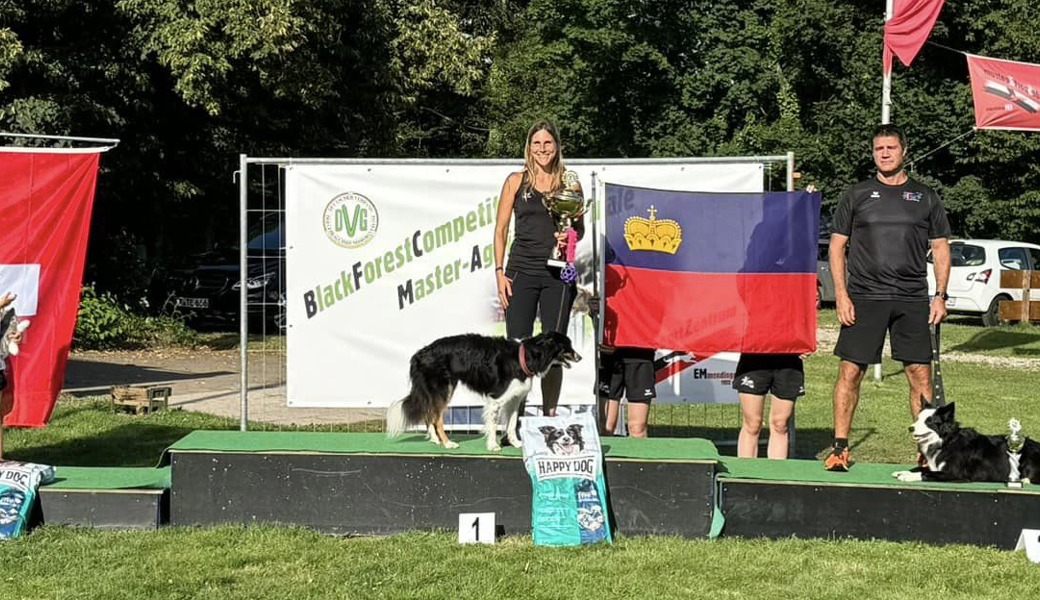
[0,149,101,427]
[967,54,1040,131]
[883,0,946,74]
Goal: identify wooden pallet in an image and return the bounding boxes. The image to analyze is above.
[999,270,1039,323]
[111,385,171,415]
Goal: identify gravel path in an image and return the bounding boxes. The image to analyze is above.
[815,327,1040,369]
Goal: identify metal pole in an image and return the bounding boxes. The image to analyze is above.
[239,154,249,431]
[242,155,793,166]
[0,131,121,146]
[594,171,605,363]
[881,0,894,124]
[786,152,795,191]
[876,0,894,380]
[591,171,602,427]
[787,150,797,453]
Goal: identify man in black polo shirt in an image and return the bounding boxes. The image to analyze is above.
[823,124,952,471]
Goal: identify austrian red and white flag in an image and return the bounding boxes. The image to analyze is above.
[967,54,1040,131]
[883,0,946,74]
[0,148,103,427]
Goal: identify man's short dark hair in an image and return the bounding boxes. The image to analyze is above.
[872,124,907,150]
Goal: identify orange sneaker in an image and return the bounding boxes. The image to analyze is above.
[824,446,851,471]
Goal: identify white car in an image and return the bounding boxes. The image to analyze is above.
[927,239,1040,326]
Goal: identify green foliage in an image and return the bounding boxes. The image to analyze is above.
[2,0,1040,294]
[74,285,199,350]
[0,27,21,92]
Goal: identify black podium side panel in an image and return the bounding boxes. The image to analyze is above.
[38,489,167,530]
[171,453,530,535]
[171,452,716,538]
[721,480,1040,549]
[606,461,715,538]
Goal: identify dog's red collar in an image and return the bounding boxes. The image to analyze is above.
[519,342,534,377]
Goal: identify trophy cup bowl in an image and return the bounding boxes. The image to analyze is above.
[542,189,589,268]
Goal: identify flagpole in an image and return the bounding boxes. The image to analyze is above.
[874,0,895,383]
[881,0,894,124]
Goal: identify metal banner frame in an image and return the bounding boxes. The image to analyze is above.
[234,154,795,432]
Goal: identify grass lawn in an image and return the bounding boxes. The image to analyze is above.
[649,351,1040,462]
[817,307,1040,357]
[651,311,1040,462]
[6,311,1039,467]
[2,527,1040,599]
[1,314,1039,598]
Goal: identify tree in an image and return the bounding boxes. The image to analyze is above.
[0,0,500,303]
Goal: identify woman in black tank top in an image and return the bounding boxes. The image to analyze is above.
[493,119,584,417]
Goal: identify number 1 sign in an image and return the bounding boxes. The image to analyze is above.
[458,512,496,544]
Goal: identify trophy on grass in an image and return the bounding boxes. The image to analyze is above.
[542,171,590,283]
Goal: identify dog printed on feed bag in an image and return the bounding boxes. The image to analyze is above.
[523,412,612,546]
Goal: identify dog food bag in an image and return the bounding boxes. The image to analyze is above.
[0,461,55,540]
[522,412,612,546]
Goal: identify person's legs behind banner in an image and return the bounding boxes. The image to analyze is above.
[597,347,655,437]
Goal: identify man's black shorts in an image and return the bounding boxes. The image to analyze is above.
[598,348,656,402]
[731,354,804,400]
[834,299,931,365]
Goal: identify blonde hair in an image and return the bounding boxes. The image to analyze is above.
[522,119,565,194]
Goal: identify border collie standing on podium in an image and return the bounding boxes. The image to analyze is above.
[386,331,581,452]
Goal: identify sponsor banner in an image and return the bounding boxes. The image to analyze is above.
[522,412,611,546]
[653,351,740,404]
[604,185,819,355]
[967,54,1040,131]
[0,151,101,427]
[285,161,763,407]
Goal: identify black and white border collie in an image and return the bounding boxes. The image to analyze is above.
[893,402,1040,483]
[386,331,581,452]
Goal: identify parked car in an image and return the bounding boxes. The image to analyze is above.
[817,238,836,307]
[167,215,285,331]
[927,239,1040,326]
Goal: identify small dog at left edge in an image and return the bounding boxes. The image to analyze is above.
[386,331,581,452]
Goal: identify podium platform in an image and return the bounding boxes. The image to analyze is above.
[32,432,1040,549]
[716,457,1040,549]
[39,466,170,530]
[165,431,720,537]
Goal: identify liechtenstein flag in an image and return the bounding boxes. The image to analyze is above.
[603,184,820,354]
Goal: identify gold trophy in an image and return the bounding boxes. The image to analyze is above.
[542,171,589,276]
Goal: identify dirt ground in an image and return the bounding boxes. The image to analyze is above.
[63,347,383,425]
[62,327,1038,426]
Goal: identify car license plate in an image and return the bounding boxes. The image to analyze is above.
[175,297,209,309]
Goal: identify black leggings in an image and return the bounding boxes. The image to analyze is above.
[504,267,576,338]
[504,266,576,420]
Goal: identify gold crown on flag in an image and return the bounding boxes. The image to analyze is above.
[624,205,682,254]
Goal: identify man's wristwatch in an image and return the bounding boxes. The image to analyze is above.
[935,291,949,301]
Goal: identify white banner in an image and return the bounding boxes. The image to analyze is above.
[286,161,763,407]
[653,351,740,404]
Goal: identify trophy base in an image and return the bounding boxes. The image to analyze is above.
[546,258,567,268]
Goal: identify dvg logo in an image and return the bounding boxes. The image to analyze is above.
[323,192,379,249]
